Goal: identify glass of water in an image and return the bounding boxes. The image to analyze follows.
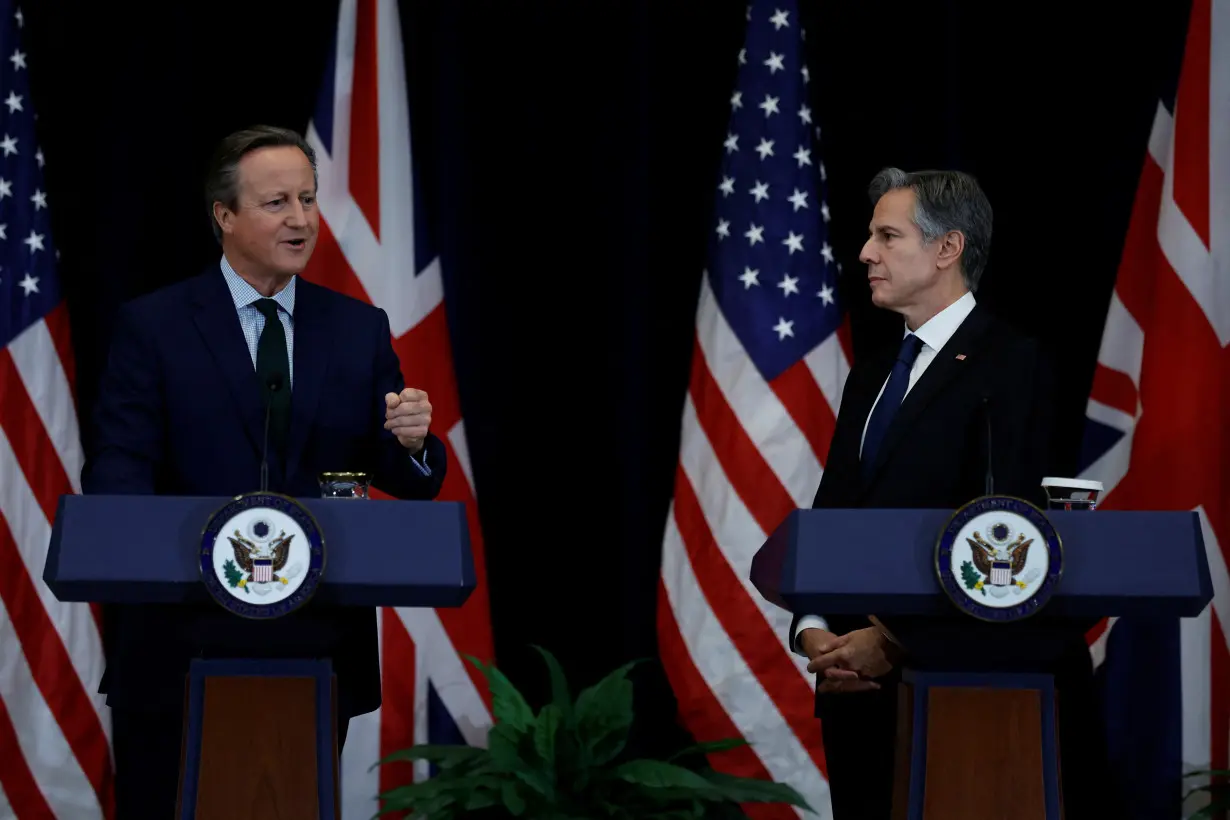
[1040,476,1103,511]
[318,472,371,499]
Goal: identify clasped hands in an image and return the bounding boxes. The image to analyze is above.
[801,626,899,694]
[384,388,432,454]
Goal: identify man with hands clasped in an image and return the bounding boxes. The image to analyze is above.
[791,168,1107,818]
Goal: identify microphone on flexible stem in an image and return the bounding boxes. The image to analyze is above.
[260,373,284,493]
[981,393,994,496]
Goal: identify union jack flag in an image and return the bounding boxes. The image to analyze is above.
[1078,0,1229,812]
[301,0,494,815]
[0,2,115,816]
[656,1,848,816]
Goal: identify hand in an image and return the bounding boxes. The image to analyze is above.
[384,388,432,454]
[798,628,872,694]
[806,627,895,694]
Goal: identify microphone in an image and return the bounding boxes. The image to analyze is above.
[260,372,284,493]
[981,393,994,496]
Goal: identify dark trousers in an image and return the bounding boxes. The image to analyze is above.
[111,705,350,819]
[816,670,1116,819]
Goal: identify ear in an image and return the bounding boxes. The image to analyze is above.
[212,201,234,237]
[935,229,965,271]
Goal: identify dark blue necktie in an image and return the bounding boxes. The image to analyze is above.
[861,333,924,480]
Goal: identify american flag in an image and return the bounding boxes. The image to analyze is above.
[300,0,494,816]
[1078,0,1229,809]
[656,1,847,817]
[0,2,115,817]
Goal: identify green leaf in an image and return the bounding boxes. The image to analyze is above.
[1186,801,1230,820]
[532,644,573,715]
[487,721,530,772]
[502,780,528,815]
[574,660,641,765]
[222,559,246,592]
[467,654,536,732]
[612,759,723,796]
[1184,769,1230,778]
[701,769,814,810]
[535,703,562,769]
[666,737,749,762]
[462,787,503,811]
[960,560,984,595]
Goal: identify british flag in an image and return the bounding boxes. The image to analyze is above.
[656,1,847,817]
[301,0,494,816]
[1078,0,1229,811]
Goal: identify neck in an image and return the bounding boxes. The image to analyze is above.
[903,282,968,331]
[223,251,291,298]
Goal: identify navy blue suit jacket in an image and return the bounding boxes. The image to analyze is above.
[81,266,447,719]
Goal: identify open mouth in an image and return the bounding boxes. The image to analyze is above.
[282,239,307,250]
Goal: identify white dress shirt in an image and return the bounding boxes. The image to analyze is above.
[792,291,976,655]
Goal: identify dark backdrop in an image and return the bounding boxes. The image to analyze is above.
[24,0,1191,757]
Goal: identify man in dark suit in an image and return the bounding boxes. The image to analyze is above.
[788,168,1107,818]
[81,125,446,817]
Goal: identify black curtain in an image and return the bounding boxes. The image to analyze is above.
[25,0,1191,762]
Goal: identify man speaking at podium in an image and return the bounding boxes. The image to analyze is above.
[81,125,446,816]
[788,168,1105,818]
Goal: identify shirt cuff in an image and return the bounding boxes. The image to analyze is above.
[792,614,830,656]
[408,447,431,477]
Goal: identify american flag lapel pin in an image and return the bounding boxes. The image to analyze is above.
[955,354,967,361]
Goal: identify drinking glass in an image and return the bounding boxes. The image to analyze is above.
[1040,476,1103,511]
[318,472,371,499]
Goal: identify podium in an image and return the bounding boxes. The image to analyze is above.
[751,505,1213,820]
[44,493,477,820]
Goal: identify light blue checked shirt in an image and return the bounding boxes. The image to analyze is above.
[219,256,430,476]
[220,255,297,385]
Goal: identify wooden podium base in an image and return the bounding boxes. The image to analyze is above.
[892,670,1062,820]
[175,659,340,820]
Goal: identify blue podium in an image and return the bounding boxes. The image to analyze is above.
[751,506,1213,820]
[44,493,477,820]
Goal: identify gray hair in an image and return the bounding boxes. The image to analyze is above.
[868,167,992,291]
[204,125,318,243]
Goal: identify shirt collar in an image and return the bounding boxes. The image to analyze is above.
[907,290,975,352]
[220,254,296,317]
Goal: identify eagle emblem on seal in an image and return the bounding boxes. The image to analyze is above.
[218,516,303,595]
[960,520,1043,598]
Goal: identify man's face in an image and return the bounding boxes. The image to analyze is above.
[215,145,318,278]
[859,188,946,314]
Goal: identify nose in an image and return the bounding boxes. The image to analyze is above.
[286,199,307,228]
[859,236,877,265]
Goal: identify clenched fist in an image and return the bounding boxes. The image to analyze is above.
[384,388,432,454]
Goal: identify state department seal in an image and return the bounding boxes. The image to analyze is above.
[935,495,1063,622]
[200,492,326,619]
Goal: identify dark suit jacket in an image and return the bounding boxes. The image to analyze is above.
[81,266,447,719]
[791,302,1088,670]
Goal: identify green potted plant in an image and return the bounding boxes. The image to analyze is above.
[1183,768,1229,819]
[372,647,813,819]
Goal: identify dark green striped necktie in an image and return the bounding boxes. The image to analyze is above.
[253,298,291,456]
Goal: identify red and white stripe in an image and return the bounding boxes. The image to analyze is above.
[302,1,494,817]
[658,275,847,820]
[0,303,115,817]
[1079,0,1229,778]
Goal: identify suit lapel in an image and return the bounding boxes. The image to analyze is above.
[283,278,333,483]
[863,306,993,484]
[191,271,266,457]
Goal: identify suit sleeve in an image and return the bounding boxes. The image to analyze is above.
[80,304,164,495]
[370,308,447,500]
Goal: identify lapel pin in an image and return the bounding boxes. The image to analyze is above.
[955,354,967,361]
